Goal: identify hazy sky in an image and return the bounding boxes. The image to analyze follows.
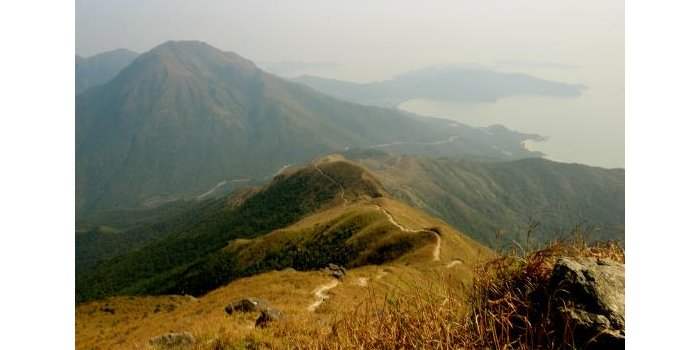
[76,0,624,167]
[76,0,622,76]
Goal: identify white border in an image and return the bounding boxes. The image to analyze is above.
[2,0,700,347]
[627,0,700,348]
[0,1,75,348]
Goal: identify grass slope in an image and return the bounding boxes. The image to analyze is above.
[76,160,373,302]
[76,196,493,350]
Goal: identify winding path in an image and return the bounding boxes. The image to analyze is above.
[373,204,441,262]
[307,279,340,312]
[314,164,348,206]
[446,260,463,268]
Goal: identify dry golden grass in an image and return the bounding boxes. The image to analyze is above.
[77,237,620,349]
[76,264,467,349]
[288,239,623,350]
[81,194,610,350]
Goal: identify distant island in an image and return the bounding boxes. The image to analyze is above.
[293,65,585,108]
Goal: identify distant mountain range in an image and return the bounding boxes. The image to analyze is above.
[293,65,585,107]
[75,49,138,94]
[76,41,542,214]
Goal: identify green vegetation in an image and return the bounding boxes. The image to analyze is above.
[76,161,384,302]
[76,199,216,275]
[349,151,624,247]
[158,206,429,297]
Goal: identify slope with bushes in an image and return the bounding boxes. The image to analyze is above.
[77,159,491,302]
[347,150,624,247]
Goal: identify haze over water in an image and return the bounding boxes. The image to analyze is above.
[399,62,624,169]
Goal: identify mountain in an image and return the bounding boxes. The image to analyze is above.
[294,65,585,107]
[345,150,624,247]
[76,158,490,302]
[76,41,541,214]
[75,49,138,94]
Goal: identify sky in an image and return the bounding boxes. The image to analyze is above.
[76,0,624,167]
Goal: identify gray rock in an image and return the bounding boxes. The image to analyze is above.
[224,297,269,314]
[255,308,282,328]
[148,332,195,349]
[324,263,347,279]
[99,305,115,314]
[549,257,625,349]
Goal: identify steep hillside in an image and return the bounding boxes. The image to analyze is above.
[346,151,624,247]
[76,40,541,214]
[75,160,493,349]
[75,49,138,94]
[76,159,381,301]
[294,65,584,108]
[77,158,492,304]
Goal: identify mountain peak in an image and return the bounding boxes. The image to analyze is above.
[141,40,257,72]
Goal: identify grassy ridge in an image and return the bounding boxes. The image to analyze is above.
[76,161,388,302]
[76,162,356,302]
[156,205,431,296]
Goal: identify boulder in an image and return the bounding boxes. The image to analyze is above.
[324,263,347,279]
[549,257,625,349]
[148,332,195,349]
[99,305,115,314]
[224,297,268,314]
[255,308,282,328]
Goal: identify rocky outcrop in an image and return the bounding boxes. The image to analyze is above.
[148,332,195,349]
[322,263,347,279]
[99,305,115,314]
[224,297,268,314]
[255,308,283,328]
[549,257,625,349]
[224,297,282,328]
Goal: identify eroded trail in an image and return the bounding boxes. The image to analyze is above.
[307,279,340,312]
[374,204,441,261]
[432,233,441,262]
[446,259,463,268]
[314,164,348,206]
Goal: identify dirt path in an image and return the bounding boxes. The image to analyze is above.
[274,164,291,176]
[196,181,227,200]
[374,204,441,261]
[432,233,441,262]
[354,277,369,287]
[307,279,340,312]
[446,259,463,268]
[374,205,420,233]
[314,164,348,206]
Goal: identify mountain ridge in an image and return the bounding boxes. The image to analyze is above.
[75,48,139,94]
[76,40,542,214]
